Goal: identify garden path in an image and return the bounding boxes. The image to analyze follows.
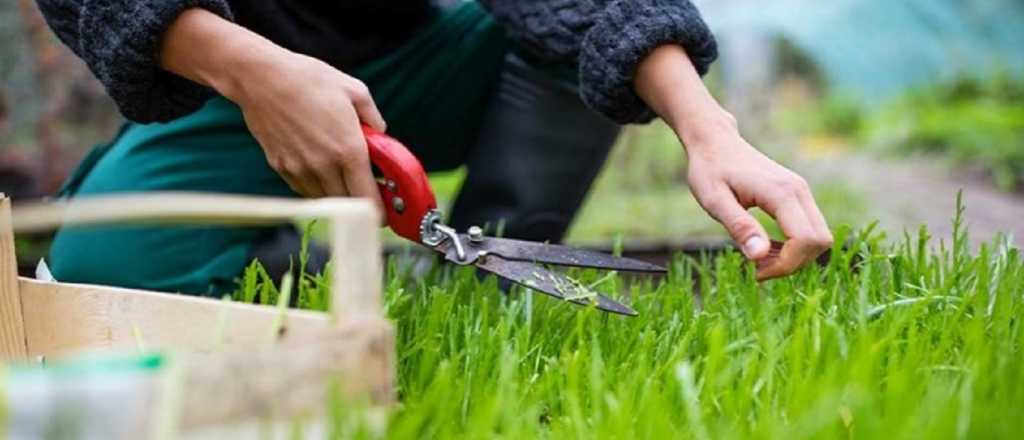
[799,152,1024,249]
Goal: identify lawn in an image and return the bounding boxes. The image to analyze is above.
[237,200,1023,439]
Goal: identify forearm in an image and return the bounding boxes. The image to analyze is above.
[634,45,736,151]
[159,7,387,205]
[480,0,717,124]
[158,8,287,103]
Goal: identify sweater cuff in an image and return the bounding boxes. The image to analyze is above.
[79,0,234,123]
[579,0,718,124]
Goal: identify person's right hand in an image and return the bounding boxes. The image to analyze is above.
[158,8,385,209]
[229,51,387,206]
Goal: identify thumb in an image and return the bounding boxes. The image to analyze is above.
[351,91,387,133]
[705,193,771,260]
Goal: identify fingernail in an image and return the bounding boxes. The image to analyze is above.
[743,236,768,258]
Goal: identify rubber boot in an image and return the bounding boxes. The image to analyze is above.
[449,53,620,242]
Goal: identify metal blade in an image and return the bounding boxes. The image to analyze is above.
[474,256,638,316]
[471,236,667,273]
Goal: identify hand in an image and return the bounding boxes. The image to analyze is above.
[158,8,385,210]
[684,118,833,279]
[635,44,832,279]
[230,51,386,205]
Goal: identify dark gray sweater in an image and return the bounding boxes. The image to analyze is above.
[35,0,717,125]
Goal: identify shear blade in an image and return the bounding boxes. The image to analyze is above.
[470,237,666,273]
[474,256,638,316]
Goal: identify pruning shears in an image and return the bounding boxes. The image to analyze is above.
[362,125,666,316]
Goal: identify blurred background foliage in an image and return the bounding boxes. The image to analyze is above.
[869,74,1024,191]
[778,73,1024,191]
[0,0,119,199]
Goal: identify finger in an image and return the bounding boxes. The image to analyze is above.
[702,188,771,260]
[280,165,325,198]
[757,198,821,280]
[797,188,834,248]
[349,82,387,132]
[280,175,308,197]
[754,240,785,271]
[315,165,350,197]
[339,137,386,218]
[300,176,327,199]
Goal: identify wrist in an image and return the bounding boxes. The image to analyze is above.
[211,43,295,105]
[157,8,294,105]
[673,109,739,152]
[632,45,742,152]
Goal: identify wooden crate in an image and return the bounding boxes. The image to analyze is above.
[0,192,394,437]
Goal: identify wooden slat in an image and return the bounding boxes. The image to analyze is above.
[18,278,333,358]
[11,192,375,233]
[180,418,328,440]
[179,320,394,429]
[6,324,394,438]
[11,192,385,320]
[5,192,396,435]
[330,212,383,318]
[0,195,28,360]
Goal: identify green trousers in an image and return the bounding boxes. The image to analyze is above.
[50,3,511,295]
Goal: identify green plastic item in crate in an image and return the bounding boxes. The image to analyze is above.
[1,353,176,440]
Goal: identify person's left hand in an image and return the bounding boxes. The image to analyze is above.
[635,44,832,280]
[683,117,833,280]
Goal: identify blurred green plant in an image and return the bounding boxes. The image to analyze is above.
[775,71,1024,192]
[866,73,1024,191]
[777,94,866,139]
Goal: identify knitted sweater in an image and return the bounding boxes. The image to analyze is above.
[34,0,717,124]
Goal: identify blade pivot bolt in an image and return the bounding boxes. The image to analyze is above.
[385,180,397,192]
[468,226,484,244]
[392,197,405,214]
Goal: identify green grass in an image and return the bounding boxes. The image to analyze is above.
[236,200,1023,439]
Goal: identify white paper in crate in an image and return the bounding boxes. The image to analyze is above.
[35,258,55,282]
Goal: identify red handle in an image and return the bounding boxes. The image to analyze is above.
[362,125,438,243]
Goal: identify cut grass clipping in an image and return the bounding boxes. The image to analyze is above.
[234,202,1023,439]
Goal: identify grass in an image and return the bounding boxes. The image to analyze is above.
[236,198,1023,439]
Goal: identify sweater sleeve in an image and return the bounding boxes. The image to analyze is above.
[35,0,234,123]
[480,0,718,124]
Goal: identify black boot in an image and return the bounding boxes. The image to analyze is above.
[449,53,620,243]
